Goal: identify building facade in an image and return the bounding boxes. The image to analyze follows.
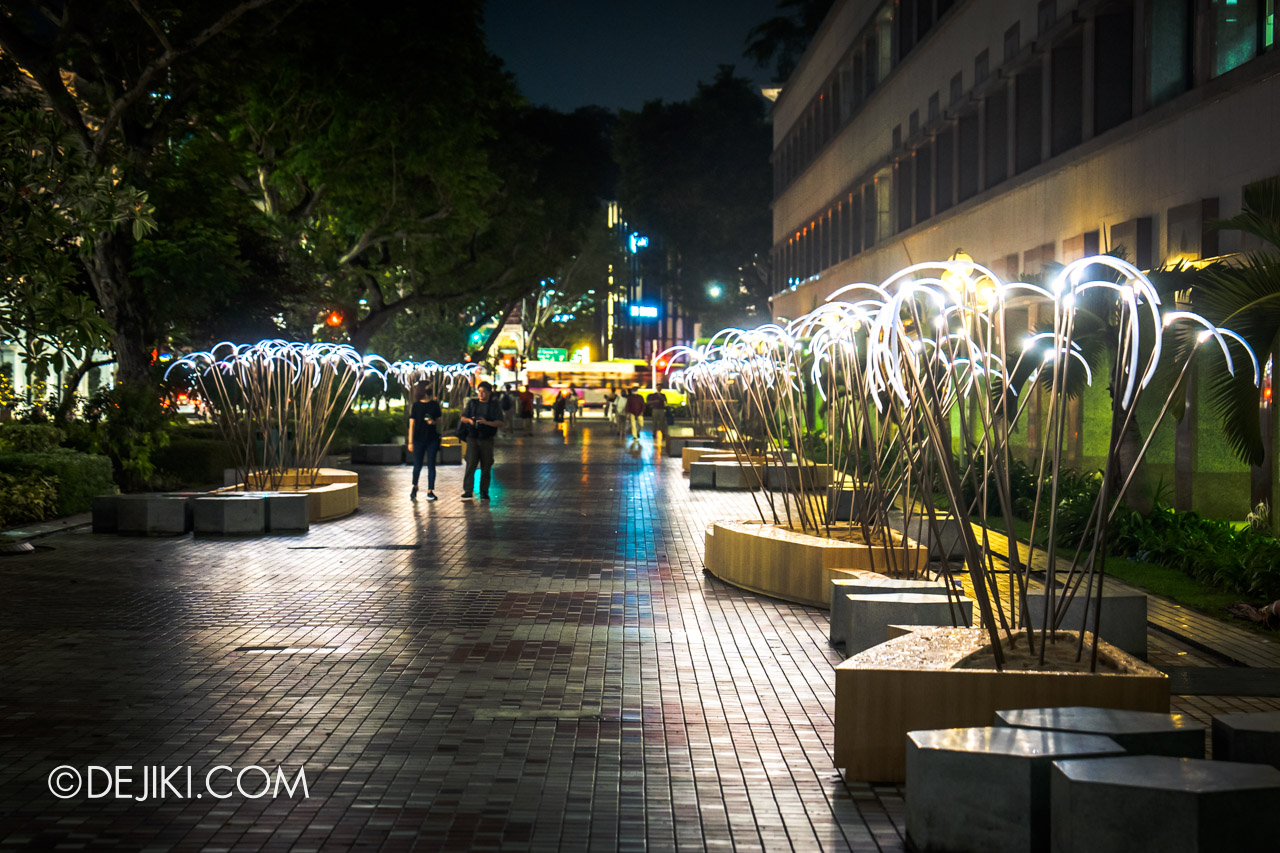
[768,0,1278,518]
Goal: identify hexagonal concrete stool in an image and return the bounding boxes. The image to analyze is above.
[264,493,310,533]
[192,495,265,535]
[1051,755,1280,853]
[840,592,973,656]
[906,726,1125,853]
[689,461,716,488]
[829,576,956,647]
[1212,711,1280,770]
[92,495,120,533]
[437,443,462,465]
[1025,589,1148,659]
[351,444,405,464]
[996,706,1205,758]
[116,494,188,536]
[889,511,967,561]
[711,462,760,490]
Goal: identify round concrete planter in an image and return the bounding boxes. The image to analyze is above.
[833,626,1170,782]
[703,520,928,608]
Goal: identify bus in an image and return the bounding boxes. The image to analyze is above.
[524,360,651,408]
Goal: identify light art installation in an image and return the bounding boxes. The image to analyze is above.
[661,255,1257,669]
[387,360,480,411]
[166,340,389,491]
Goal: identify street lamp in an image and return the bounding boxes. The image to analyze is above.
[707,282,723,299]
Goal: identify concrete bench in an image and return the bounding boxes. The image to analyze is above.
[765,463,832,492]
[839,592,973,656]
[888,511,967,561]
[350,444,405,464]
[115,494,189,536]
[1025,589,1148,659]
[829,575,958,647]
[1051,755,1280,853]
[1212,711,1280,769]
[689,461,717,488]
[711,461,762,490]
[666,436,716,458]
[907,726,1125,853]
[996,706,1205,758]
[192,495,266,535]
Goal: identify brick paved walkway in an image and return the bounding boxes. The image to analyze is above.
[0,422,904,852]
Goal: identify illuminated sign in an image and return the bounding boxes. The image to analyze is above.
[628,232,649,253]
[629,305,659,319]
[570,346,591,364]
[536,348,568,362]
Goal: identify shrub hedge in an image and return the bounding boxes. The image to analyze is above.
[0,450,116,517]
[0,470,60,528]
[0,423,65,453]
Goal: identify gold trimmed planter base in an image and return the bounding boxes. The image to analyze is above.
[834,626,1170,782]
[704,520,928,608]
[222,469,359,522]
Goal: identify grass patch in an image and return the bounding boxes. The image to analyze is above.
[1101,556,1243,621]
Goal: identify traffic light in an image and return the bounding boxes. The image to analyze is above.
[501,354,516,371]
[655,356,669,372]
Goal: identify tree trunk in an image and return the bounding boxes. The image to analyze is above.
[1113,411,1153,517]
[84,231,153,385]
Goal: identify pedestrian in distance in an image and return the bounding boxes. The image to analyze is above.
[518,384,534,431]
[647,387,667,445]
[501,382,515,435]
[460,381,505,501]
[407,382,441,501]
[565,383,579,428]
[611,387,628,437]
[552,390,566,424]
[625,387,646,441]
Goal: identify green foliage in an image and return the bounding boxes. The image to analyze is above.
[0,424,64,453]
[0,450,115,517]
[1111,507,1280,597]
[745,0,838,81]
[0,470,59,528]
[152,439,238,488]
[80,385,171,492]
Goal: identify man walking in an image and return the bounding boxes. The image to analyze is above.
[625,387,646,442]
[647,387,667,445]
[460,382,505,501]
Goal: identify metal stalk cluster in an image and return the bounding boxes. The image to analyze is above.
[661,256,1257,669]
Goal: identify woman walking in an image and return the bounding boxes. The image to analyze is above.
[407,382,442,501]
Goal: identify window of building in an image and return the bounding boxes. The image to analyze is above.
[985,83,1009,188]
[958,112,980,201]
[1094,5,1134,136]
[849,190,863,256]
[893,124,902,149]
[1212,0,1261,77]
[863,182,877,248]
[896,159,913,232]
[928,91,940,123]
[875,4,894,83]
[909,110,920,137]
[900,0,917,57]
[915,143,933,225]
[975,49,990,86]
[935,127,954,213]
[875,168,893,245]
[1015,65,1043,174]
[1051,33,1084,156]
[1149,1,1193,107]
[1004,22,1021,62]
[949,72,963,106]
[1038,0,1057,35]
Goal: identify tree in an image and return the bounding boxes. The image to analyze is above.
[0,0,300,384]
[744,0,836,82]
[0,60,154,417]
[614,68,773,330]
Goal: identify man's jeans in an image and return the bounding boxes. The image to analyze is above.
[463,438,495,496]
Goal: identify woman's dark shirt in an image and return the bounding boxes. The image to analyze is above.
[410,400,443,442]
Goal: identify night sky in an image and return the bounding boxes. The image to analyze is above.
[484,0,784,112]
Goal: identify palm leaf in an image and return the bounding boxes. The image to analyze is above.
[1194,253,1280,465]
[1210,178,1280,251]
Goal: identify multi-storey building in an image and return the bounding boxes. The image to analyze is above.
[768,0,1278,518]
